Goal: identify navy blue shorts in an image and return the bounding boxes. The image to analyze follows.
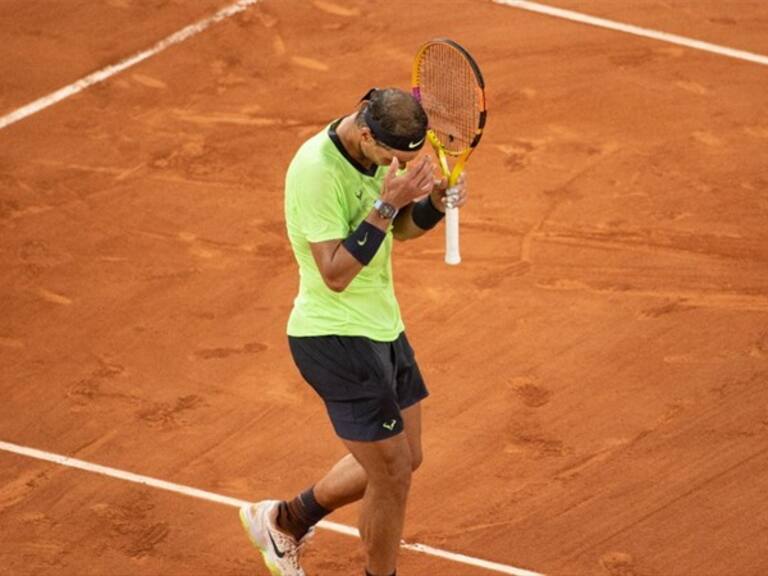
[288,332,429,442]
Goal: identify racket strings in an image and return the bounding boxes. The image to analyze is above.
[418,44,481,153]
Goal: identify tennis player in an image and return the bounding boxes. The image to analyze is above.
[239,88,468,576]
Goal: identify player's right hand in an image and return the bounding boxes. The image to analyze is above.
[380,156,435,209]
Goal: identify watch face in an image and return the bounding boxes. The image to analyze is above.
[376,200,397,219]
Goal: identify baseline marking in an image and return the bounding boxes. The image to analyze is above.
[495,0,768,66]
[0,440,544,576]
[0,0,261,131]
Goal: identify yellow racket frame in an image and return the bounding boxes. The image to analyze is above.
[411,38,487,187]
[412,38,487,264]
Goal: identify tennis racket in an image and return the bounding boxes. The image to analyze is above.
[412,38,487,265]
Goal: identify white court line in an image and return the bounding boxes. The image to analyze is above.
[495,0,768,66]
[0,440,544,576]
[0,0,261,131]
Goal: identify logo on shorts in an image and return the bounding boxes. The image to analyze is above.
[382,419,397,431]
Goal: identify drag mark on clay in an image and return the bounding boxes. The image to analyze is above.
[639,299,693,319]
[312,0,360,17]
[290,56,330,71]
[537,280,768,312]
[193,341,267,360]
[131,73,167,89]
[0,468,51,512]
[37,288,73,306]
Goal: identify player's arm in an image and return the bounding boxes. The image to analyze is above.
[309,209,390,293]
[392,174,468,241]
[311,156,435,292]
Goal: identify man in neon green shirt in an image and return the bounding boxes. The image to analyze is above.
[240,88,468,576]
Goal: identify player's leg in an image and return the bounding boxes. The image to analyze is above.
[239,334,425,575]
[272,400,421,550]
[343,431,413,576]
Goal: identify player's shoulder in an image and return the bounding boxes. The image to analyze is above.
[289,127,342,173]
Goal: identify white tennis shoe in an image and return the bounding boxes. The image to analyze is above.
[239,500,311,576]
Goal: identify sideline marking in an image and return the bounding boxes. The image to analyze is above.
[0,439,544,576]
[495,0,768,66]
[0,0,261,131]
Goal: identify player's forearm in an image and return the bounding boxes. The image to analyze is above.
[319,210,390,292]
[392,204,426,240]
[393,193,446,241]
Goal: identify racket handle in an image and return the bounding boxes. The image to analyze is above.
[445,206,461,265]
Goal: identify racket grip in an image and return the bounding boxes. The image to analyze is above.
[445,206,461,265]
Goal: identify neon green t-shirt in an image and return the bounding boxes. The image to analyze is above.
[284,120,404,341]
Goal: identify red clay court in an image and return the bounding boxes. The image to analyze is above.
[1,1,767,575]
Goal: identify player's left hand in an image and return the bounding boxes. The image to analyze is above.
[430,172,468,212]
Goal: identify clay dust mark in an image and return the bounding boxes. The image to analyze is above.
[131,74,167,89]
[537,280,768,312]
[691,131,723,146]
[505,419,567,459]
[676,80,710,95]
[639,299,693,318]
[291,56,330,71]
[170,108,301,126]
[534,225,764,262]
[312,0,361,16]
[0,469,50,511]
[32,160,144,181]
[273,33,287,55]
[556,439,630,481]
[188,245,222,260]
[505,432,565,458]
[193,341,268,359]
[37,288,73,305]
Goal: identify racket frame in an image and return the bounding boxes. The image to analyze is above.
[412,38,487,265]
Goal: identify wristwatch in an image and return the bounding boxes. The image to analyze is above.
[374,199,398,220]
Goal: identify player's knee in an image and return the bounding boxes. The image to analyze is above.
[376,451,413,494]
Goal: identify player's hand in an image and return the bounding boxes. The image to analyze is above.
[430,172,468,212]
[380,156,435,209]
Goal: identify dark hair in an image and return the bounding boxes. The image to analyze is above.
[355,88,428,150]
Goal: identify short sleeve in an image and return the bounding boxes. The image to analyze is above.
[287,159,349,243]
